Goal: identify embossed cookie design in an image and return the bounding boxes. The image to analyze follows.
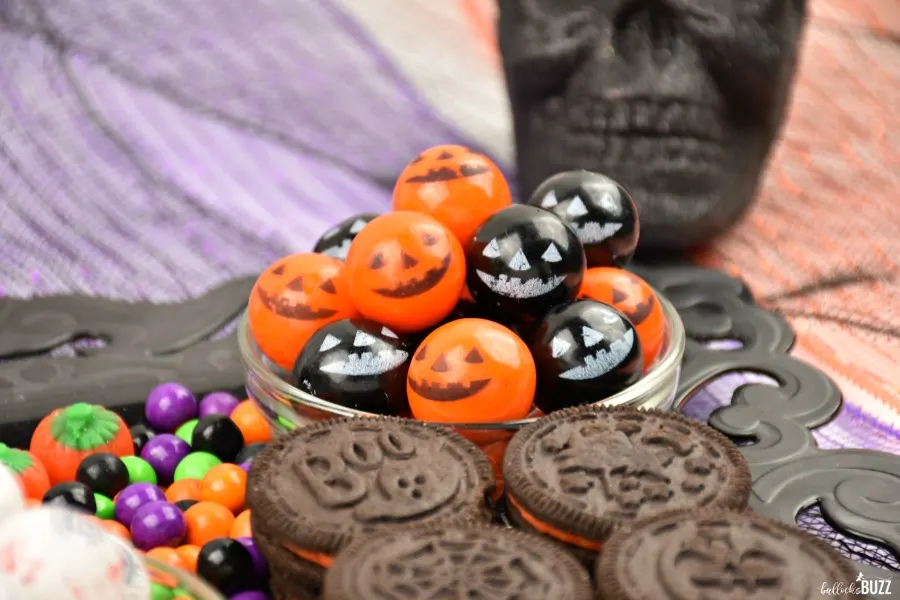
[596,509,862,600]
[324,526,593,600]
[502,405,751,562]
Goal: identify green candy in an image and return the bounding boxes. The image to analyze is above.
[175,419,198,444]
[121,455,157,485]
[150,581,175,600]
[172,587,197,599]
[174,452,221,481]
[94,493,115,519]
[277,415,297,431]
[51,403,121,451]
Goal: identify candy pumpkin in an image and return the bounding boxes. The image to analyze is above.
[30,403,134,485]
[0,443,50,500]
[393,145,512,246]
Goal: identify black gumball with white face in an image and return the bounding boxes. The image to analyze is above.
[530,299,642,413]
[292,317,413,415]
[313,213,379,261]
[466,205,586,322]
[528,170,639,267]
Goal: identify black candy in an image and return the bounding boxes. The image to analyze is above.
[313,213,379,261]
[466,204,585,323]
[293,318,413,415]
[42,481,97,515]
[197,537,255,596]
[530,299,643,413]
[191,415,245,463]
[130,423,157,455]
[527,170,639,267]
[175,499,198,512]
[75,453,130,498]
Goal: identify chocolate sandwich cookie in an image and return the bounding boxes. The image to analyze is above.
[502,405,751,562]
[596,508,862,599]
[323,526,594,600]
[247,416,496,594]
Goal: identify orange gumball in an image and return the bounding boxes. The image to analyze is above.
[231,509,252,539]
[199,464,246,514]
[100,519,132,542]
[183,501,235,547]
[146,547,188,572]
[248,253,357,371]
[579,267,666,369]
[175,545,200,573]
[0,444,50,500]
[407,318,535,423]
[345,211,466,332]
[165,478,201,504]
[393,145,512,245]
[230,400,272,445]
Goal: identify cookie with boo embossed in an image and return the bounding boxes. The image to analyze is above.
[323,526,593,600]
[246,416,496,594]
[502,405,751,564]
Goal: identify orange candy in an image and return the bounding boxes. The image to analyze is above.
[345,211,466,332]
[175,545,201,573]
[248,253,357,371]
[579,267,666,369]
[199,464,247,514]
[100,519,132,542]
[165,479,201,504]
[231,509,252,538]
[407,318,535,423]
[146,547,188,572]
[230,400,272,445]
[392,144,512,246]
[183,501,236,547]
[0,445,50,500]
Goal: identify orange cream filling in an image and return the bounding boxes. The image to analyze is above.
[283,543,334,568]
[507,494,603,551]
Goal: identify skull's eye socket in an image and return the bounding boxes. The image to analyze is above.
[422,233,438,247]
[319,279,336,294]
[464,348,484,364]
[415,345,428,361]
[369,253,386,270]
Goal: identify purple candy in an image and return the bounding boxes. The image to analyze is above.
[236,537,269,583]
[199,391,241,418]
[239,461,252,473]
[141,434,191,483]
[130,500,186,551]
[115,482,166,527]
[146,382,198,432]
[229,593,270,600]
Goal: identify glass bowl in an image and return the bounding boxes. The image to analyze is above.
[144,556,225,600]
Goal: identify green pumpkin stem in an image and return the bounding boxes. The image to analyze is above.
[50,403,121,451]
[0,443,33,474]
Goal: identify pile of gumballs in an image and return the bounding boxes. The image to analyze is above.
[249,144,668,423]
[0,383,274,600]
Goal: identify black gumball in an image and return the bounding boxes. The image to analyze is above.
[197,537,255,596]
[75,453,129,498]
[293,318,413,415]
[235,442,267,465]
[467,205,585,322]
[130,423,157,455]
[42,481,97,515]
[530,299,642,413]
[191,415,245,463]
[313,213,379,261]
[528,170,639,267]
[175,499,198,512]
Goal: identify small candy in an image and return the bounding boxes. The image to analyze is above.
[199,463,246,514]
[236,536,269,583]
[345,211,466,333]
[76,452,130,498]
[190,416,244,464]
[229,592,271,600]
[528,170,639,267]
[176,544,201,573]
[229,401,272,446]
[0,464,24,523]
[146,547,188,571]
[42,481,97,515]
[293,317,413,415]
[231,509,252,539]
[99,518,132,542]
[165,478,201,505]
[406,318,536,423]
[0,444,49,501]
[142,434,192,484]
[122,455,159,485]
[234,442,266,465]
[173,452,222,482]
[95,493,116,519]
[198,392,241,419]
[197,537,255,596]
[130,423,158,455]
[146,383,199,433]
[466,205,586,323]
[313,212,379,261]
[392,145,512,245]
[248,252,357,371]
[151,581,175,600]
[131,501,187,550]
[530,299,643,413]
[175,420,198,444]
[175,499,199,512]
[115,482,167,527]
[183,501,235,546]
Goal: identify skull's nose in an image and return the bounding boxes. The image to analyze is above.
[402,252,419,269]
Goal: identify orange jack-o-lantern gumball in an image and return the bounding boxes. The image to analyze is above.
[393,145,512,246]
[345,211,466,333]
[580,267,666,370]
[248,253,356,371]
[407,318,535,423]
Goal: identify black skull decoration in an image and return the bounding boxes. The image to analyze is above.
[313,213,379,261]
[293,317,413,415]
[497,0,807,250]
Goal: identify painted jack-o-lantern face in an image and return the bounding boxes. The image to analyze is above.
[579,267,666,370]
[393,145,512,246]
[248,253,356,371]
[407,318,535,424]
[345,211,466,333]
